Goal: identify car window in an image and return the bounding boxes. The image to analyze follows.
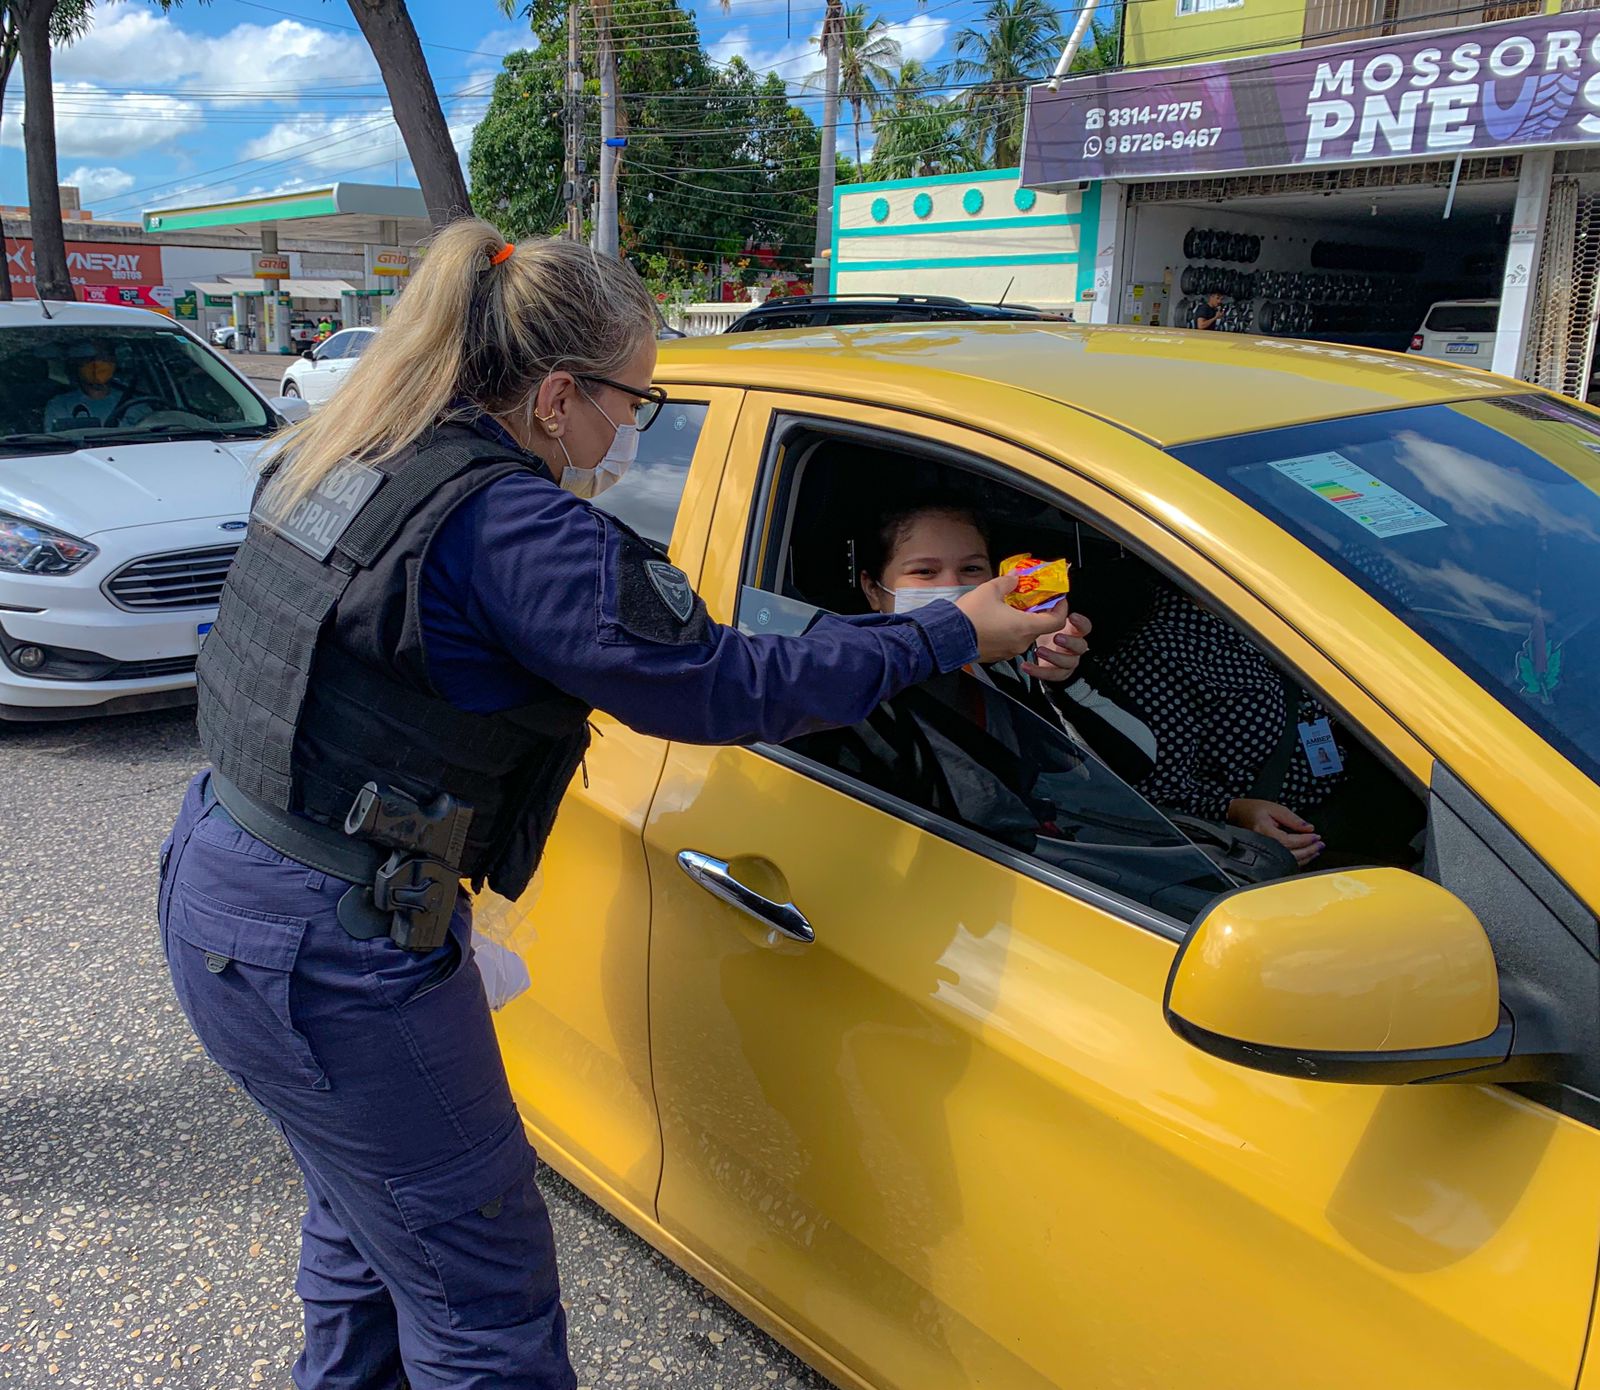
[346,331,375,359]
[588,400,708,547]
[770,641,1235,922]
[318,331,354,360]
[1174,395,1600,785]
[734,421,1245,926]
[1424,305,1498,333]
[741,310,816,333]
[0,323,271,447]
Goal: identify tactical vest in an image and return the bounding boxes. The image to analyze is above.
[196,425,592,901]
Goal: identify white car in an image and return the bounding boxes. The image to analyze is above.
[280,326,377,407]
[210,324,238,350]
[0,301,310,720]
[1408,299,1499,363]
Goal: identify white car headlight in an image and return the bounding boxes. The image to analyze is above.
[0,511,99,575]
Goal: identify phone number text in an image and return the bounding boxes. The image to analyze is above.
[1087,128,1223,155]
[1103,102,1203,127]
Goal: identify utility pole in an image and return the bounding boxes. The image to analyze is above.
[564,0,582,241]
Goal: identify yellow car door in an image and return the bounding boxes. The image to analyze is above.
[642,392,1600,1390]
[481,388,740,1219]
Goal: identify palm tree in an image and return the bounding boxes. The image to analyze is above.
[0,3,22,301]
[9,0,90,301]
[812,0,911,266]
[943,0,1065,170]
[867,59,978,181]
[825,5,900,177]
[812,0,843,263]
[344,0,471,229]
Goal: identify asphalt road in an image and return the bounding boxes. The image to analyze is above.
[227,351,297,397]
[0,706,833,1389]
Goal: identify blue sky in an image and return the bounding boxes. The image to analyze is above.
[0,0,981,220]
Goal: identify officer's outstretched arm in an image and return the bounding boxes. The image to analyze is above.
[442,477,979,746]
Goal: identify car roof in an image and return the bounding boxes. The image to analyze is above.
[0,300,181,330]
[657,320,1519,447]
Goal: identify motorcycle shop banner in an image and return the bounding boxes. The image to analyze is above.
[1022,10,1600,186]
[4,238,164,298]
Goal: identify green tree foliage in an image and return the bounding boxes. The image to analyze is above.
[943,0,1066,169]
[866,58,978,180]
[470,0,820,274]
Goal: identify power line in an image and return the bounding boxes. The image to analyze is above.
[91,74,496,218]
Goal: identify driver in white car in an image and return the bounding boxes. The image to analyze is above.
[44,340,152,432]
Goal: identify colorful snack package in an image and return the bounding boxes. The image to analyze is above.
[998,553,1071,612]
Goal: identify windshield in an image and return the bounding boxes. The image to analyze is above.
[1173,395,1600,784]
[0,324,271,452]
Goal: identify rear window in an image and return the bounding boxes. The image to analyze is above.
[0,323,270,451]
[1173,396,1600,785]
[1424,304,1498,333]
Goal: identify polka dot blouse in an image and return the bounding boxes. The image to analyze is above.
[1101,591,1348,822]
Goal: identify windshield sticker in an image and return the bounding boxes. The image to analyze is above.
[1268,452,1447,539]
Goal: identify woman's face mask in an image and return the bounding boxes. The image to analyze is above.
[557,387,639,499]
[885,583,978,614]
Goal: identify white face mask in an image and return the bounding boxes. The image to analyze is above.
[887,583,977,614]
[558,388,639,499]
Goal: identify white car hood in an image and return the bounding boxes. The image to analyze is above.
[0,437,268,537]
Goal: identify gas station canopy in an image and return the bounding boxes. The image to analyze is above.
[143,183,429,246]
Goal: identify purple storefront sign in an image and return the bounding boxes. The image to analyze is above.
[1022,11,1600,186]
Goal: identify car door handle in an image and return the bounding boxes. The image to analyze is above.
[676,850,814,945]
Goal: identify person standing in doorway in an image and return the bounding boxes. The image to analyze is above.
[1195,292,1225,330]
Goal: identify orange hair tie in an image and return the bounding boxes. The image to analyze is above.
[490,243,515,266]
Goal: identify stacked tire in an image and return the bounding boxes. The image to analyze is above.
[1182,228,1261,264]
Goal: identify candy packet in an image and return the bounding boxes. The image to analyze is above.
[998,553,1071,612]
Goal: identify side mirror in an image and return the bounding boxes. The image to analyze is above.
[301,347,316,360]
[1165,868,1545,1085]
[270,395,311,425]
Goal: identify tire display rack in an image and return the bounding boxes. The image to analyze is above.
[1171,225,1426,337]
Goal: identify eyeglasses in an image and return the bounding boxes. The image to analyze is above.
[579,375,669,432]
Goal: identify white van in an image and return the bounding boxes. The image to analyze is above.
[1408,299,1499,363]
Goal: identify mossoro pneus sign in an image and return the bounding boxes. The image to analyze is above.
[1022,10,1600,185]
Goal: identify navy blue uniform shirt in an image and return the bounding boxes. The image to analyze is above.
[415,415,979,741]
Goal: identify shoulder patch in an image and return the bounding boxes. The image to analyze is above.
[645,559,694,623]
[254,461,384,561]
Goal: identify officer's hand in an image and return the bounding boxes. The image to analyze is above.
[956,575,1072,664]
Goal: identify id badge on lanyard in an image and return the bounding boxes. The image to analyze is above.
[1298,717,1343,777]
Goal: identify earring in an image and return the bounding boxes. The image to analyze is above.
[533,408,559,436]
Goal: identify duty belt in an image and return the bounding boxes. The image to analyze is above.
[209,771,467,953]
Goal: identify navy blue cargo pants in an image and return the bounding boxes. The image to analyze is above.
[157,772,576,1390]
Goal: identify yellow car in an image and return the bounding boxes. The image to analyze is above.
[479,324,1600,1390]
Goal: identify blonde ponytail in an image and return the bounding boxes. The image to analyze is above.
[261,219,658,510]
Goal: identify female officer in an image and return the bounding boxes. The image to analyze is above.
[157,219,1067,1390]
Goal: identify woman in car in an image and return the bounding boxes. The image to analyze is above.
[1099,587,1345,868]
[855,494,1157,783]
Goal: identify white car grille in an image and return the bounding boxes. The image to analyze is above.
[103,544,239,611]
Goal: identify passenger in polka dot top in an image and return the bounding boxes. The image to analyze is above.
[1100,588,1348,869]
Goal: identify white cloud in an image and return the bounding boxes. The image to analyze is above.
[883,15,950,64]
[0,83,205,158]
[55,1,379,102]
[63,165,135,202]
[708,26,818,83]
[241,112,406,178]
